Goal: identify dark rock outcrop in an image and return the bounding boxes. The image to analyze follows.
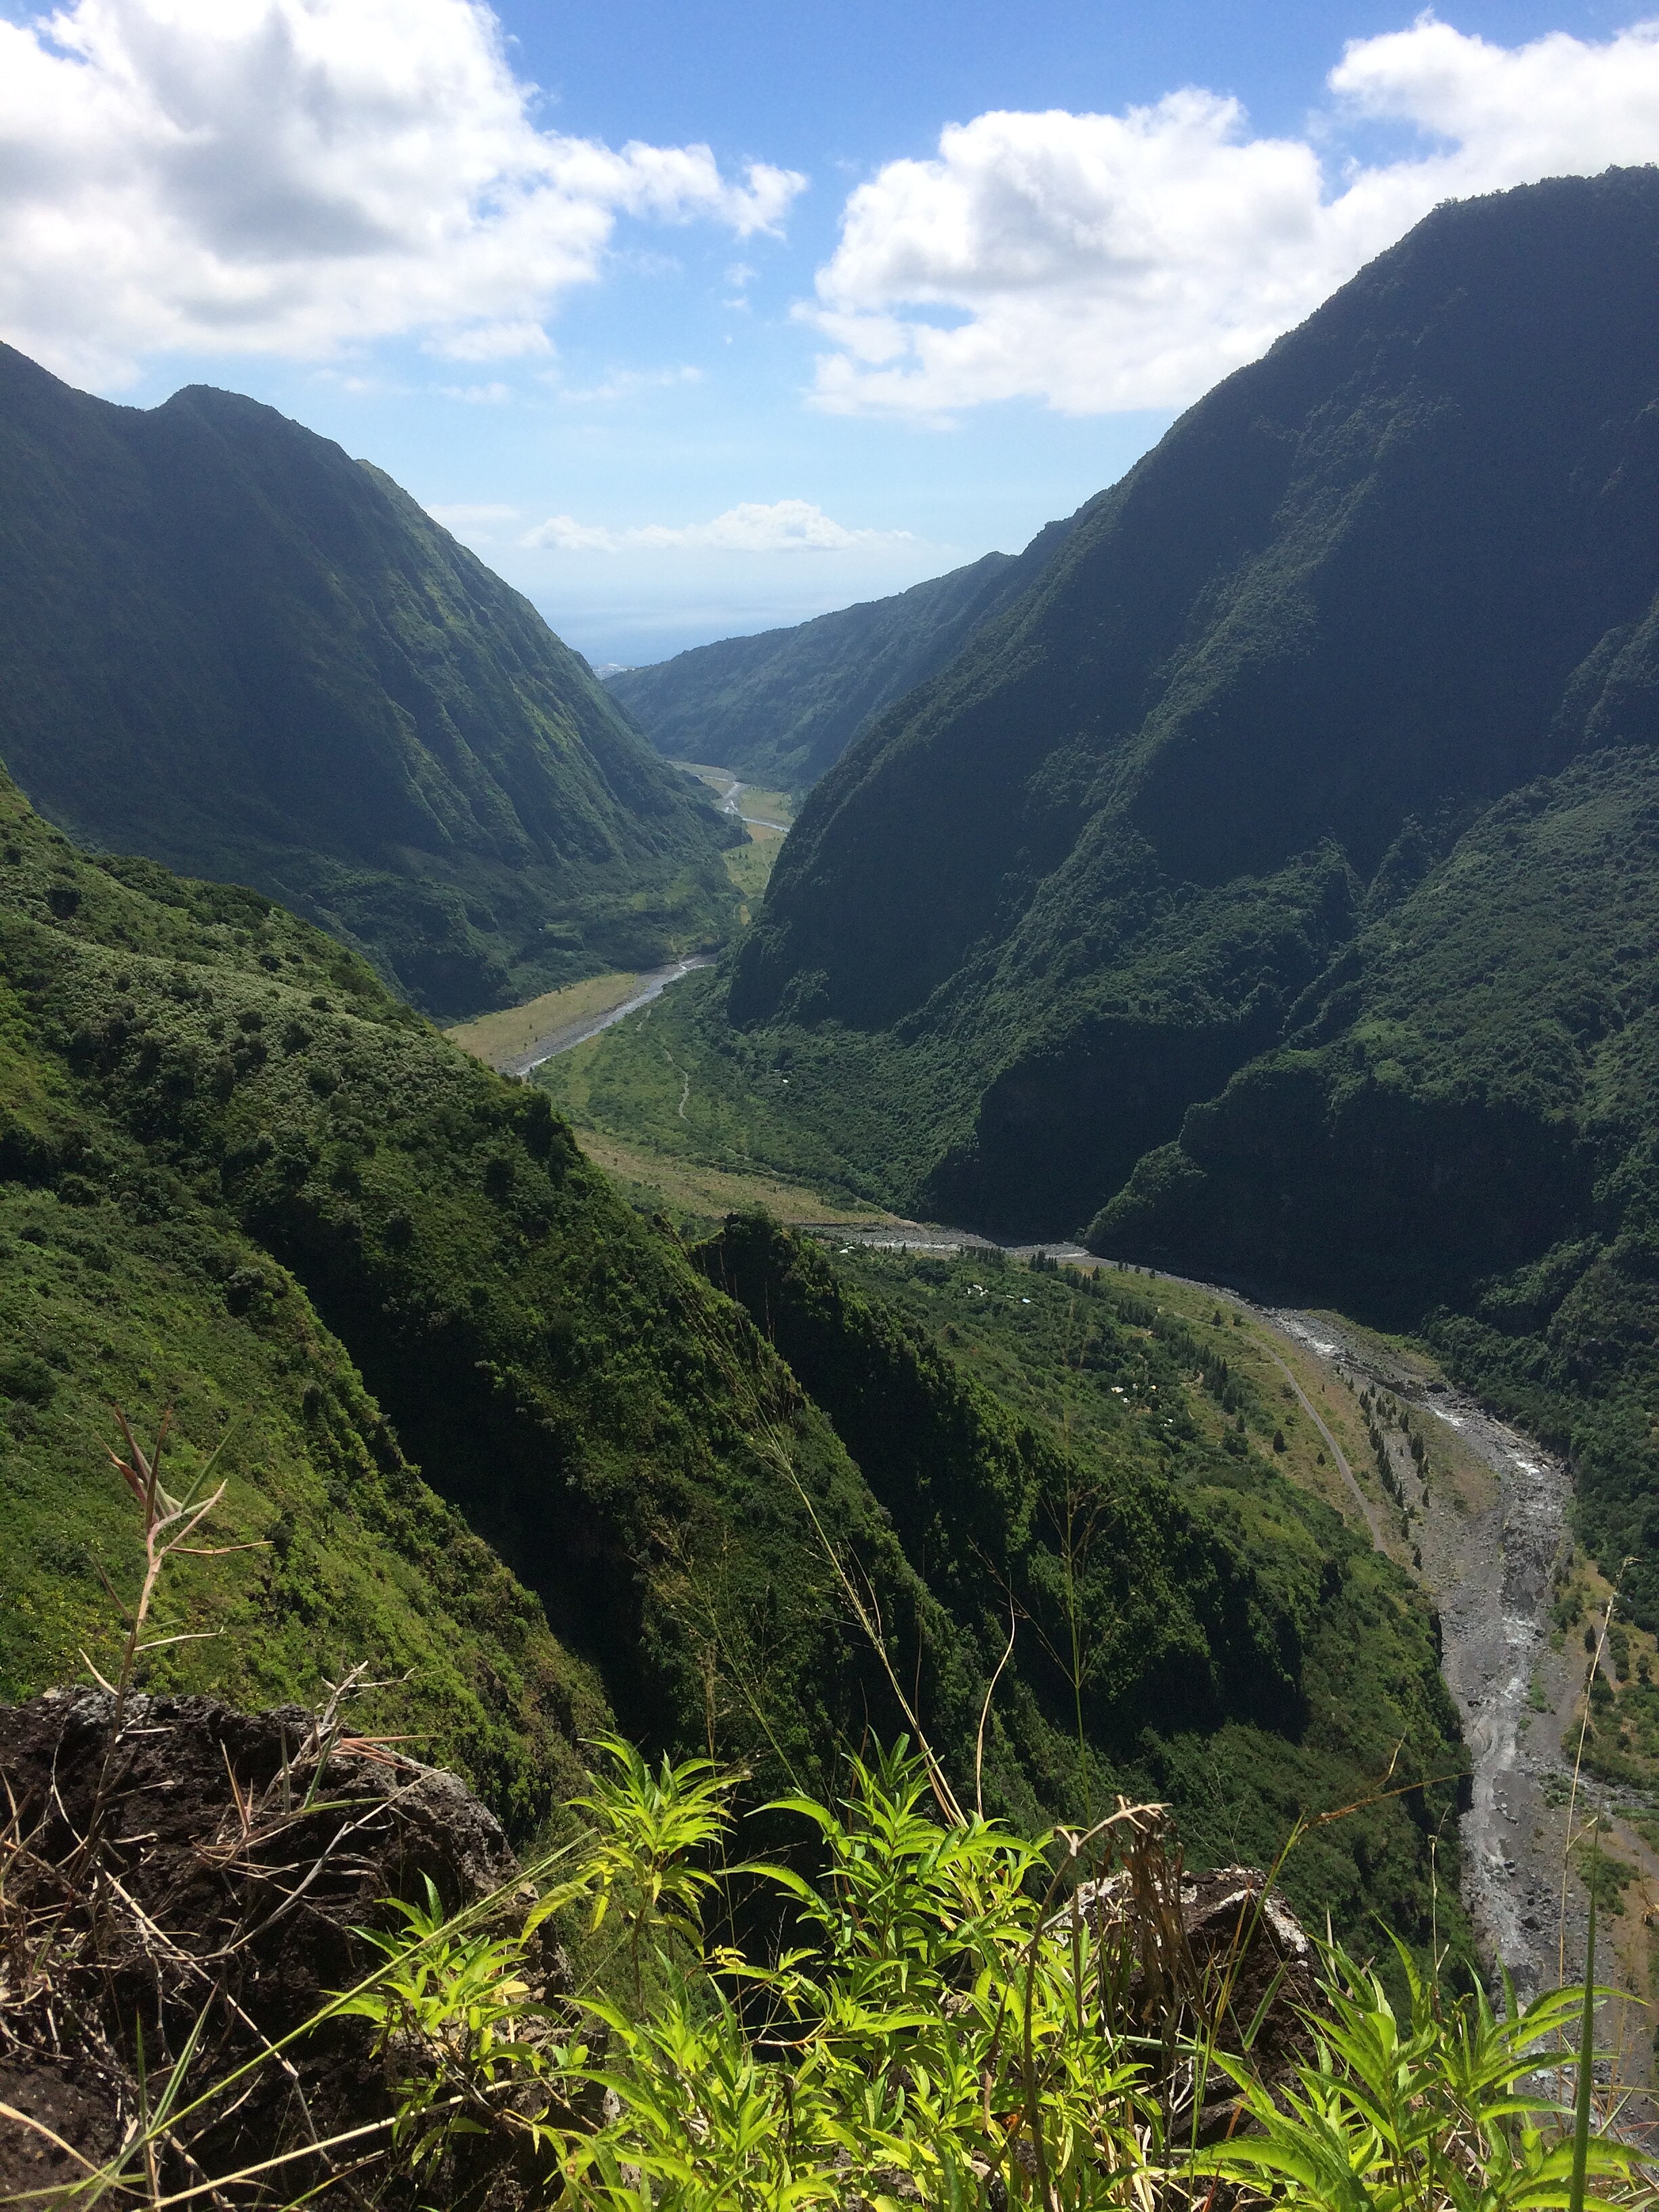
[0,1687,524,2206]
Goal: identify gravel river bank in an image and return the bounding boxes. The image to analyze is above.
[820,1221,1656,2074]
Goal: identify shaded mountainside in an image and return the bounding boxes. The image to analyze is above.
[0,774,1462,1937]
[696,166,1659,1638]
[731,167,1659,1228]
[0,344,737,1020]
[1094,746,1659,1635]
[605,516,1075,792]
[694,1218,1466,1941]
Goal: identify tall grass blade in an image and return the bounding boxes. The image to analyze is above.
[1571,1835,1598,2212]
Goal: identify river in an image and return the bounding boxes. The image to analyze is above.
[504,955,714,1076]
[819,1223,1652,2046]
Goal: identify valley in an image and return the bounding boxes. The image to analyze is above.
[10,156,1659,2200]
[529,955,1659,2055]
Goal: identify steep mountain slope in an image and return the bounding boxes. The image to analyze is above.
[731,169,1659,1233]
[605,516,1074,790]
[0,772,1463,1927]
[1094,745,1659,1635]
[693,1216,1465,1940]
[0,768,918,1819]
[0,344,737,1020]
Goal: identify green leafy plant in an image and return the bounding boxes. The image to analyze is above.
[1200,1942,1640,2211]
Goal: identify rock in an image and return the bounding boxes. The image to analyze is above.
[0,1686,525,2208]
[1055,1859,1321,2139]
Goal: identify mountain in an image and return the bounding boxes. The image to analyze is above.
[604,517,1075,790]
[0,769,1460,1928]
[1093,743,1659,1637]
[0,344,738,1020]
[715,165,1659,1629]
[731,169,1659,1211]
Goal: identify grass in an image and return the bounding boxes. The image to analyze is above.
[699,1225,1472,1958]
[4,1247,1634,2208]
[22,1725,1640,2209]
[669,761,796,832]
[722,827,783,908]
[533,964,971,1212]
[570,1127,898,1227]
[444,971,642,1069]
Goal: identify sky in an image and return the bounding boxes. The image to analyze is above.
[6,2,1659,665]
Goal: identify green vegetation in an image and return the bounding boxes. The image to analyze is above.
[308,1746,1648,2208]
[0,342,739,1019]
[0,767,951,1825]
[606,515,1074,793]
[45,1736,1640,2209]
[446,972,644,1071]
[722,830,779,905]
[0,768,1469,1932]
[536,963,970,1212]
[729,170,1659,1237]
[695,1221,1467,1950]
[602,169,1659,1630]
[1097,747,1659,1636]
[568,1124,893,1228]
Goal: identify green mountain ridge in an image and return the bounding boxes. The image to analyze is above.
[731,169,1659,1230]
[0,343,738,1021]
[1094,744,1659,1631]
[626,165,1659,1633]
[604,516,1076,792]
[0,769,1460,1940]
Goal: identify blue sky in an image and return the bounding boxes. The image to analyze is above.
[3,0,1658,663]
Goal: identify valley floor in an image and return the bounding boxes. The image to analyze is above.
[476,902,1656,2072]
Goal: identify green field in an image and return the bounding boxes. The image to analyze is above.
[534,964,975,1213]
[445,970,641,1068]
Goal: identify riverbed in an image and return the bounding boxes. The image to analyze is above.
[816,1221,1654,2053]
[504,954,714,1075]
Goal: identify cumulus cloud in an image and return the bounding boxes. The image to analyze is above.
[808,15,1659,418]
[0,0,806,386]
[522,499,913,554]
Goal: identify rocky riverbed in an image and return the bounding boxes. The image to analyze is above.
[819,1224,1656,2078]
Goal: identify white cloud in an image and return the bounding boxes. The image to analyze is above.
[522,499,914,554]
[0,0,806,386]
[551,364,703,403]
[432,379,512,403]
[808,15,1659,418]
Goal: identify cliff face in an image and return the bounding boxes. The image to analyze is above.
[0,1686,529,2208]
